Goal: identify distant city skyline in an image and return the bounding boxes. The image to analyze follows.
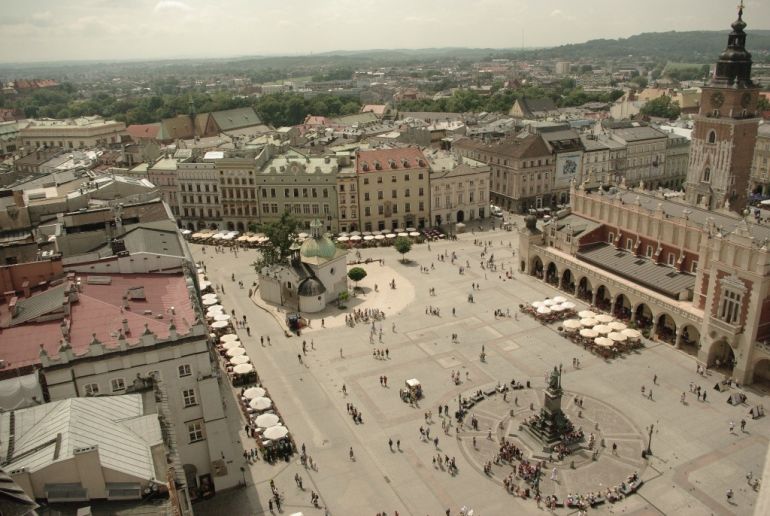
[0,0,768,63]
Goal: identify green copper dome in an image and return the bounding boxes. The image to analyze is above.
[300,235,337,259]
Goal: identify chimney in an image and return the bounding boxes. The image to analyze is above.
[122,318,130,334]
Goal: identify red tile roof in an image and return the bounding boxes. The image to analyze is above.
[355,147,428,174]
[0,273,196,372]
[126,123,160,140]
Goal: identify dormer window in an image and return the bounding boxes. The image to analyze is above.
[402,158,410,168]
[389,159,397,169]
[362,162,369,172]
[374,161,382,170]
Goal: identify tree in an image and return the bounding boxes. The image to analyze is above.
[252,213,298,272]
[393,236,412,263]
[347,267,367,289]
[640,95,681,119]
[757,96,770,113]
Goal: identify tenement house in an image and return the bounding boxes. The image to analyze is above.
[579,134,626,187]
[749,124,770,196]
[209,156,259,232]
[177,161,222,231]
[19,116,127,150]
[541,128,584,206]
[256,148,339,233]
[518,9,770,388]
[453,133,554,213]
[608,125,668,188]
[428,151,490,226]
[335,152,360,232]
[355,147,430,231]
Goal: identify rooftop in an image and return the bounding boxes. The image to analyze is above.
[355,147,427,174]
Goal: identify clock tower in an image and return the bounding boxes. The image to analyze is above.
[684,2,760,213]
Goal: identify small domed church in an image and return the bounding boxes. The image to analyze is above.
[258,219,348,313]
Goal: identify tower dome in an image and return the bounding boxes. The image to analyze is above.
[299,219,337,260]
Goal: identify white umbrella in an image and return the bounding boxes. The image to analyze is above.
[551,304,567,312]
[560,301,576,310]
[222,340,242,350]
[350,235,362,241]
[531,301,544,308]
[406,227,417,232]
[264,425,289,440]
[595,314,614,324]
[363,235,375,241]
[233,363,254,375]
[553,296,567,303]
[201,293,218,301]
[542,299,554,306]
[397,232,409,237]
[214,313,231,322]
[594,336,614,347]
[249,396,272,411]
[608,332,627,342]
[298,232,309,239]
[220,334,239,343]
[207,304,224,313]
[409,231,420,237]
[199,280,211,290]
[393,228,405,233]
[536,306,552,315]
[211,320,229,329]
[337,236,350,242]
[580,318,598,327]
[580,328,599,338]
[594,324,612,335]
[622,328,642,340]
[226,347,246,357]
[350,231,361,236]
[385,233,396,238]
[230,355,250,365]
[244,387,266,399]
[578,310,597,319]
[608,321,627,331]
[255,413,280,428]
[374,234,385,240]
[202,297,218,306]
[338,232,349,237]
[563,319,582,330]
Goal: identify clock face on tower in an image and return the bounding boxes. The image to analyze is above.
[711,92,725,108]
[741,92,752,109]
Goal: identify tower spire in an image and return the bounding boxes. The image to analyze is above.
[710,2,753,87]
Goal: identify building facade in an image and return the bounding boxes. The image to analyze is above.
[177,162,222,231]
[749,124,770,195]
[609,126,667,188]
[355,147,430,231]
[216,158,259,232]
[428,153,490,226]
[684,6,760,213]
[19,117,126,150]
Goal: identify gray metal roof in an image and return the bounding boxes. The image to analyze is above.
[550,214,600,236]
[577,243,695,298]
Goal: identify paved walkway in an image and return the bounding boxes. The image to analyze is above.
[191,217,767,516]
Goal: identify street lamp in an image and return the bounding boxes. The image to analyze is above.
[645,423,654,456]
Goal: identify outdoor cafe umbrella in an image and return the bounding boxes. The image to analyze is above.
[580,318,598,327]
[226,347,246,357]
[551,304,567,312]
[531,301,544,308]
[578,310,597,318]
[397,232,409,237]
[338,232,349,237]
[249,397,272,411]
[233,363,254,375]
[199,280,211,290]
[593,324,612,335]
[220,333,239,343]
[298,232,309,239]
[553,296,567,303]
[350,231,362,236]
[374,234,385,240]
[536,306,552,315]
[409,232,420,237]
[542,299,554,306]
[214,313,231,322]
[580,328,599,339]
[563,319,582,331]
[255,413,280,428]
[622,328,642,340]
[202,297,218,306]
[594,336,614,348]
[560,301,576,310]
[202,293,218,301]
[607,332,627,343]
[264,425,289,440]
[406,227,417,232]
[244,387,266,400]
[350,235,362,241]
[230,355,250,365]
[211,320,229,329]
[363,235,375,241]
[337,236,350,242]
[221,340,240,350]
[608,321,627,331]
[385,233,396,239]
[595,314,614,324]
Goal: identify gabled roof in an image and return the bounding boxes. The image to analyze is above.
[355,147,428,174]
[516,97,558,116]
[210,107,262,132]
[0,395,161,481]
[126,124,160,140]
[454,134,551,160]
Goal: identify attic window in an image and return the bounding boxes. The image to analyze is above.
[374,161,382,170]
[389,159,397,169]
[362,162,369,172]
[402,159,410,168]
[417,159,425,167]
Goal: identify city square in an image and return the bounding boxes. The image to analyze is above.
[192,218,768,516]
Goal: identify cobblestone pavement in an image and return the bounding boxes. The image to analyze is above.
[191,217,767,516]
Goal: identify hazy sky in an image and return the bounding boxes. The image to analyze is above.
[0,0,767,63]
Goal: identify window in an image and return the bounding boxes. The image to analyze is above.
[364,192,370,201]
[702,167,711,182]
[378,191,383,200]
[363,178,369,185]
[187,420,205,443]
[720,290,742,324]
[84,383,99,396]
[708,130,716,144]
[183,388,197,408]
[608,232,615,244]
[377,176,383,184]
[667,253,676,266]
[111,378,126,392]
[691,261,698,273]
[405,202,411,213]
[378,205,384,215]
[178,364,192,377]
[405,189,411,197]
[626,238,633,251]
[365,207,371,216]
[646,245,653,258]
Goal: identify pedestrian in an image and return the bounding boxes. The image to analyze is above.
[397,439,400,450]
[653,374,657,385]
[349,447,354,461]
[730,421,735,433]
[340,347,344,358]
[268,499,273,512]
[612,442,618,455]
[321,318,325,327]
[342,384,347,395]
[741,419,746,432]
[551,467,558,481]
[389,438,393,451]
[726,488,734,502]
[298,354,303,364]
[648,388,653,400]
